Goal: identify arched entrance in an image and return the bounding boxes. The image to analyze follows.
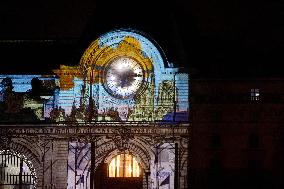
[94,153,143,189]
[0,150,37,189]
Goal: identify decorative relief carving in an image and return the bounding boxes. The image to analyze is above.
[111,127,134,151]
[0,125,189,137]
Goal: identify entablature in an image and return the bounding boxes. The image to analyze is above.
[0,123,189,139]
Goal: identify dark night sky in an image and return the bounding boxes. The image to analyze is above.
[0,0,284,77]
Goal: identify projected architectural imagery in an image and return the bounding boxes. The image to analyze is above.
[0,29,188,123]
[0,150,37,188]
[0,29,189,189]
[1,0,282,187]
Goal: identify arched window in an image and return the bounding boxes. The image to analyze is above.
[0,150,36,188]
[108,154,140,177]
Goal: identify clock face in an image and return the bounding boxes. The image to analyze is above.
[104,57,144,99]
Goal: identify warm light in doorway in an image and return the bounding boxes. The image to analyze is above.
[108,154,140,177]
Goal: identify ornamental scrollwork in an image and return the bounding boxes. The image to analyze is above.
[111,127,134,151]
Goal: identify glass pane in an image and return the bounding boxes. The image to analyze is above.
[117,154,123,177]
[133,157,140,177]
[108,158,116,177]
[124,154,132,177]
[108,154,140,177]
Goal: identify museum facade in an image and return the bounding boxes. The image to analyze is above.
[0,29,189,189]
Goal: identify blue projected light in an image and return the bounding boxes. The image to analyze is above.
[98,29,169,74]
[0,29,189,122]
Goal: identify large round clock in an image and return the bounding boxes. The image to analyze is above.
[104,56,145,99]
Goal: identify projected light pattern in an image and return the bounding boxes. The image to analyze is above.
[0,150,37,188]
[98,29,166,73]
[0,29,188,189]
[0,75,59,121]
[150,143,175,189]
[104,56,144,99]
[0,75,58,92]
[0,29,189,122]
[55,29,189,122]
[67,143,91,189]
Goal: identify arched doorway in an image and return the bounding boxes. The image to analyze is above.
[94,153,143,189]
[0,150,37,189]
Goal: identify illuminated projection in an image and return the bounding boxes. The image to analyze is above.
[63,29,189,189]
[0,75,59,122]
[53,29,189,122]
[0,150,37,188]
[67,143,91,189]
[104,56,145,99]
[151,143,176,189]
[0,28,189,189]
[0,29,189,123]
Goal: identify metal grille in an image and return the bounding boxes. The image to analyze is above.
[0,152,35,188]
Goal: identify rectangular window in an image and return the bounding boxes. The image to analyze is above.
[251,89,260,101]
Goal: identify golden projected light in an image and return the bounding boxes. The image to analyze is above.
[53,65,82,90]
[80,36,153,83]
[108,154,140,177]
[54,36,153,91]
